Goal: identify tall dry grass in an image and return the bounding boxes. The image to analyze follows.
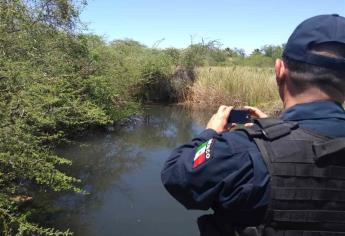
[188,66,282,114]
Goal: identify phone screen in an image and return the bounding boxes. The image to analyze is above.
[228,109,251,124]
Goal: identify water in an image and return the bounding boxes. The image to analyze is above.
[48,105,212,236]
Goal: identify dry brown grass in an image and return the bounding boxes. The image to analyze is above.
[187,66,282,115]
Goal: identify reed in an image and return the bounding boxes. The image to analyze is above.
[188,66,281,114]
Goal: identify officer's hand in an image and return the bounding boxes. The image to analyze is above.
[243,106,268,128]
[244,106,268,118]
[206,105,233,134]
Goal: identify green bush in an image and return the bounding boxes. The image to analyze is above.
[0,1,136,235]
[232,54,274,67]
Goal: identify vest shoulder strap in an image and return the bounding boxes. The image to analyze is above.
[254,118,299,140]
[238,118,299,141]
[238,118,345,169]
[237,118,299,173]
[313,138,345,167]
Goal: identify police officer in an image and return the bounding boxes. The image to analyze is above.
[161,14,345,236]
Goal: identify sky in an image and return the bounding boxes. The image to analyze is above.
[80,0,345,53]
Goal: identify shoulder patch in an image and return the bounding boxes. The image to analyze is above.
[193,139,214,168]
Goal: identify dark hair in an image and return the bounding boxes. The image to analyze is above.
[283,42,345,99]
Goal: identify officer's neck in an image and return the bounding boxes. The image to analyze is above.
[283,87,335,110]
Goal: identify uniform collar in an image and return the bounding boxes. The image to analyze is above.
[281,100,345,121]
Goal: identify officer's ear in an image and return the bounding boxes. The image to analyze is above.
[275,59,287,86]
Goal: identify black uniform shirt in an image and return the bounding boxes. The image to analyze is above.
[161,101,345,225]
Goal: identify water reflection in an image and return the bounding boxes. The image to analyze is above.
[42,105,211,236]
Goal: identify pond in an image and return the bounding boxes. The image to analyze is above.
[48,105,213,236]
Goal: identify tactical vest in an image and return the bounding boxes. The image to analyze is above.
[239,118,345,236]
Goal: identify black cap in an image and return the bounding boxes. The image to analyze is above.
[283,14,345,70]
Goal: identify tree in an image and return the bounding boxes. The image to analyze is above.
[260,44,284,59]
[251,48,262,56]
[0,1,97,235]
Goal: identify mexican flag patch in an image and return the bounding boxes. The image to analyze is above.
[193,139,214,168]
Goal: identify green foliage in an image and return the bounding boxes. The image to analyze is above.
[224,47,245,57]
[180,44,208,68]
[0,208,73,236]
[136,49,176,101]
[231,44,284,67]
[261,44,284,59]
[163,48,181,65]
[232,54,275,67]
[0,0,191,234]
[0,0,127,235]
[85,36,187,102]
[179,41,228,68]
[85,75,139,121]
[178,41,284,68]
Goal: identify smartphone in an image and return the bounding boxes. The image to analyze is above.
[228,109,251,124]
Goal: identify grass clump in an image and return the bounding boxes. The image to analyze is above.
[189,66,280,110]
